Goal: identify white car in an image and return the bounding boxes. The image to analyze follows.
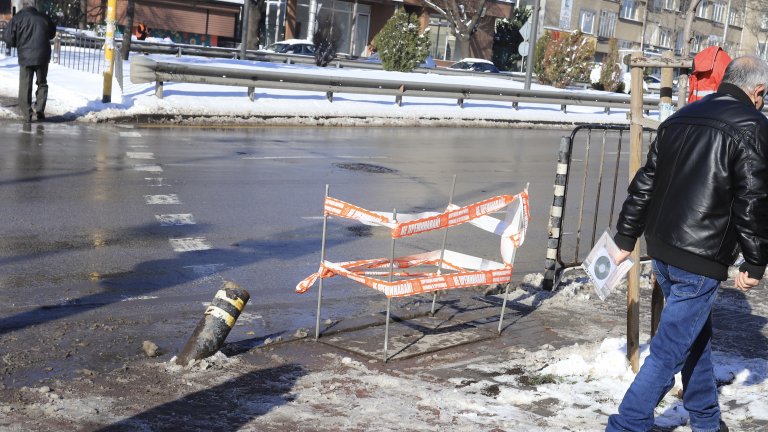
[622,72,649,94]
[258,39,316,56]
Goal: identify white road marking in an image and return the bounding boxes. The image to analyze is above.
[183,263,224,276]
[127,152,155,159]
[121,295,159,302]
[155,214,196,226]
[119,131,142,137]
[134,164,163,172]
[129,145,149,148]
[170,237,212,252]
[145,177,166,186]
[144,194,181,204]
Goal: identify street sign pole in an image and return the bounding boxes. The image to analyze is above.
[524,0,541,90]
[102,0,117,103]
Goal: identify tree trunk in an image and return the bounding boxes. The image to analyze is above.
[79,0,88,29]
[246,0,263,50]
[121,0,135,61]
[454,37,470,61]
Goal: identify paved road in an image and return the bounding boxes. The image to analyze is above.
[0,121,568,385]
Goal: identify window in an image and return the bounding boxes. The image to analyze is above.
[620,0,638,20]
[729,9,743,27]
[712,1,726,23]
[759,43,768,60]
[598,11,618,38]
[691,34,702,52]
[663,0,678,11]
[696,0,709,19]
[619,39,635,50]
[658,28,672,49]
[579,9,596,34]
[675,32,684,54]
[707,34,722,48]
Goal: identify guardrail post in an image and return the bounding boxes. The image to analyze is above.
[561,104,567,113]
[53,33,61,64]
[177,47,182,57]
[604,107,610,114]
[326,91,333,102]
[513,101,518,110]
[396,84,405,107]
[155,81,164,98]
[543,136,571,290]
[457,98,464,108]
[248,87,256,101]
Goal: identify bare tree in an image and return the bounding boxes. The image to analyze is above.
[420,0,487,60]
[79,0,87,28]
[680,0,703,57]
[121,0,134,60]
[245,0,266,50]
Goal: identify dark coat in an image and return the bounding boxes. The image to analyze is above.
[3,7,57,66]
[615,83,768,281]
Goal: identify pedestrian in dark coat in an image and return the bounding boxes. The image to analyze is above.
[3,0,57,122]
[607,55,768,432]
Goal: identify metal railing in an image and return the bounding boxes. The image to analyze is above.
[53,32,111,74]
[543,124,656,289]
[130,55,662,112]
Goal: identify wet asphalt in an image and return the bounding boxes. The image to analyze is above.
[0,121,568,385]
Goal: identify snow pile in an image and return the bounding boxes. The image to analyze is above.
[0,53,643,125]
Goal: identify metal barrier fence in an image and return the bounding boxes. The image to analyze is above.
[53,32,112,74]
[543,124,656,289]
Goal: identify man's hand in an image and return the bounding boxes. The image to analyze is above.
[613,249,632,264]
[735,271,760,292]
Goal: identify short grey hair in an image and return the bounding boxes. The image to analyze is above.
[722,55,768,93]
[21,0,35,8]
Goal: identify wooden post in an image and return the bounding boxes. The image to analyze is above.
[659,51,675,122]
[627,51,644,374]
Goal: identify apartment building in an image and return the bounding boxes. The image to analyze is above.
[540,0,768,65]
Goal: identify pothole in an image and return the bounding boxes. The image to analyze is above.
[333,163,398,174]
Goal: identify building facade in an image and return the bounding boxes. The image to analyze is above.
[540,0,768,68]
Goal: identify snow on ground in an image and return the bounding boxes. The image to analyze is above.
[0,52,651,125]
[2,52,767,431]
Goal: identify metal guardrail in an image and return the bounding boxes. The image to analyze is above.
[130,55,661,112]
[543,124,655,289]
[127,39,528,81]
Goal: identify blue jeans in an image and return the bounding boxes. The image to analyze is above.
[606,259,721,432]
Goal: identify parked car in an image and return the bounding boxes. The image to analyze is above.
[622,72,649,94]
[621,73,678,94]
[448,58,500,73]
[258,39,316,56]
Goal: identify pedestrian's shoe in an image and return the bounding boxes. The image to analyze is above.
[36,112,45,121]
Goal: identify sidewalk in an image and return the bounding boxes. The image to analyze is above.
[1,270,767,431]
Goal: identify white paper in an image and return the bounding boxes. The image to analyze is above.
[582,229,634,300]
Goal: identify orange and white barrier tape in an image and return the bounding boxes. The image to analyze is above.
[296,249,511,297]
[297,190,530,298]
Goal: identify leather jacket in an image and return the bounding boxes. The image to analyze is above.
[615,83,768,281]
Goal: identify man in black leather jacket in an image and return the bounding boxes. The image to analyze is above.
[3,0,56,122]
[606,56,768,432]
